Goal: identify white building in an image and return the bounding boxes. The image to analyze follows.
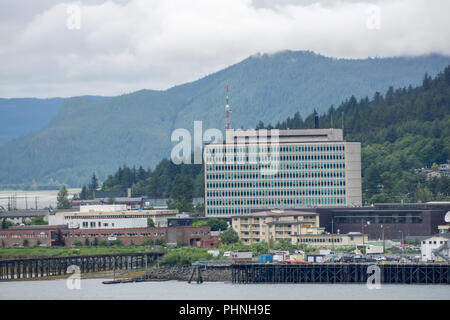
[67,217,147,229]
[48,209,179,228]
[79,204,127,213]
[204,128,362,217]
[421,234,450,262]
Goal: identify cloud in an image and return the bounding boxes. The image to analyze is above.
[0,0,449,97]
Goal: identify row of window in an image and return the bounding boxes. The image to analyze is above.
[207,197,347,215]
[206,144,346,154]
[207,188,347,198]
[206,171,346,182]
[206,161,346,172]
[0,233,49,239]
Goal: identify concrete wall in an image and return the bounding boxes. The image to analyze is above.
[345,142,362,206]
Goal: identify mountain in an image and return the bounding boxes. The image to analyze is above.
[261,68,450,203]
[94,66,450,204]
[1,50,450,186]
[0,98,65,145]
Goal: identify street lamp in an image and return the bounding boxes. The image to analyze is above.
[399,230,404,253]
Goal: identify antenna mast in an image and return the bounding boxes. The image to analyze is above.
[225,84,231,131]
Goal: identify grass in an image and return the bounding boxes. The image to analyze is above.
[0,245,154,260]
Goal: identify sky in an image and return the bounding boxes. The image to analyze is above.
[0,0,449,98]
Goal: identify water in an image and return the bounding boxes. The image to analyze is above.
[0,279,449,300]
[0,189,79,210]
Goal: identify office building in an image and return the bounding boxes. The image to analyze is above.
[204,128,362,216]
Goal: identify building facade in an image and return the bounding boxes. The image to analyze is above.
[0,226,65,247]
[204,129,362,217]
[49,209,179,228]
[62,226,215,247]
[313,203,449,240]
[231,209,367,246]
[420,234,449,262]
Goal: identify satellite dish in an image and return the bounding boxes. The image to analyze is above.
[445,211,450,223]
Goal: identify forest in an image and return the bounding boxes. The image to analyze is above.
[80,66,450,205]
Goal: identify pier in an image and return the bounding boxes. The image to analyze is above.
[0,252,162,280]
[231,263,450,284]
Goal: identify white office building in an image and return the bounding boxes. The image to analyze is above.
[204,128,362,216]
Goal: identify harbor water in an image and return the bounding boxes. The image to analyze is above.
[0,279,449,300]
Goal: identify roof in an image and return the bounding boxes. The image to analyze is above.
[54,209,178,217]
[426,233,450,240]
[7,225,66,231]
[267,220,313,225]
[233,209,317,218]
[72,197,144,204]
[0,210,50,218]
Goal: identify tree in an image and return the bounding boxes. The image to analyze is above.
[368,193,391,204]
[57,185,72,209]
[415,183,433,203]
[23,239,29,247]
[88,172,99,198]
[1,218,13,229]
[220,228,239,245]
[107,194,116,204]
[31,216,47,225]
[431,163,440,171]
[193,218,228,231]
[147,218,155,227]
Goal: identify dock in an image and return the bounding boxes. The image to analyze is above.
[231,263,450,284]
[0,252,162,280]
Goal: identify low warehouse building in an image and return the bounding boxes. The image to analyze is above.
[0,225,66,247]
[62,226,215,247]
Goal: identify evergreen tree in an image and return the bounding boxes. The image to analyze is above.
[57,185,72,209]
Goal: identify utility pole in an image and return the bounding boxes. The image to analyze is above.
[331,219,335,252]
[361,217,365,255]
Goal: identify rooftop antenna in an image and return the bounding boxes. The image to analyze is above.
[225,84,231,131]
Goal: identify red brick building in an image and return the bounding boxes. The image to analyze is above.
[0,225,65,247]
[0,225,218,248]
[62,226,217,248]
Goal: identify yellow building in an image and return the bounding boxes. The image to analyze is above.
[232,209,367,246]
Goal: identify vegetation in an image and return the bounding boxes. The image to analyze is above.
[74,173,101,200]
[1,218,13,229]
[258,67,450,203]
[160,247,214,266]
[220,228,239,245]
[99,160,204,206]
[31,216,48,225]
[0,246,153,260]
[192,218,228,231]
[56,185,72,209]
[1,52,450,186]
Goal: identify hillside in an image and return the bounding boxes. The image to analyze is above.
[1,51,450,186]
[261,68,450,203]
[99,66,450,204]
[0,98,65,145]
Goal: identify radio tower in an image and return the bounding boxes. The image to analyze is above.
[225,84,232,131]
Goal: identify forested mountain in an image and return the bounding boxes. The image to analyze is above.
[0,98,65,145]
[1,51,450,186]
[97,67,450,204]
[259,68,450,203]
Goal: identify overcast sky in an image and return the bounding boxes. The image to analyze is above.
[0,0,449,98]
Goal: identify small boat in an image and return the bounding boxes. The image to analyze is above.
[120,279,134,283]
[102,280,121,285]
